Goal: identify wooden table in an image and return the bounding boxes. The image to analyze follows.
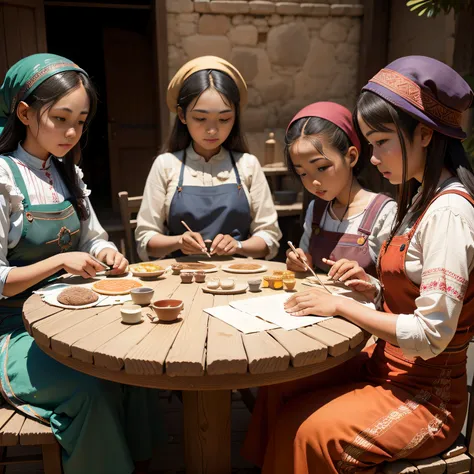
[22,259,368,474]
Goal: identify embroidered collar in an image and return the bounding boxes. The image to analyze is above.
[13,143,52,170]
[187,143,228,162]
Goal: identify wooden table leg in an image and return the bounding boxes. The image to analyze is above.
[183,390,231,474]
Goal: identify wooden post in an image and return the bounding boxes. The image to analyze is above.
[183,390,231,474]
[41,442,62,474]
[357,0,390,90]
[264,132,276,167]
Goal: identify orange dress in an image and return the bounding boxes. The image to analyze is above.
[242,190,474,474]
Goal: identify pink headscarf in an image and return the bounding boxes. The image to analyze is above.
[286,102,361,152]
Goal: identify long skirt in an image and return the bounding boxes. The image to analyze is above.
[242,341,467,474]
[0,320,165,474]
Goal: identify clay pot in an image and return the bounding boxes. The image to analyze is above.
[130,287,154,305]
[180,272,194,283]
[248,278,262,292]
[150,299,183,322]
[194,271,206,283]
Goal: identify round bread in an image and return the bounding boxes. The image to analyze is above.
[57,287,99,306]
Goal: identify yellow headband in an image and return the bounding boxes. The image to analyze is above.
[166,56,248,113]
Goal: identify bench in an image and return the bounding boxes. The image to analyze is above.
[0,405,61,473]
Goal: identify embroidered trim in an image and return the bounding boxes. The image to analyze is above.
[11,62,80,113]
[337,368,452,473]
[420,267,468,302]
[370,69,462,129]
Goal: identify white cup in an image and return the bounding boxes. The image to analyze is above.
[120,304,143,324]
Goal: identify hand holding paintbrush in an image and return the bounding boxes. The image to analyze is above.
[181,221,212,258]
[287,241,332,294]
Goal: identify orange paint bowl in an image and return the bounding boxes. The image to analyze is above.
[150,299,183,322]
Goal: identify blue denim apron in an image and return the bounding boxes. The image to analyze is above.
[167,148,252,254]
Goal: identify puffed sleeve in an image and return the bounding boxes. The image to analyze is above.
[135,154,169,262]
[0,160,24,299]
[396,196,474,360]
[244,154,282,260]
[368,199,397,264]
[75,166,117,256]
[299,200,314,253]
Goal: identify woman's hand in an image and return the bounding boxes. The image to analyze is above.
[60,252,109,279]
[286,247,312,272]
[179,231,207,255]
[284,287,339,317]
[323,258,376,298]
[210,234,240,256]
[96,248,129,275]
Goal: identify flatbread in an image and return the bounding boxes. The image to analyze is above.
[179,262,216,270]
[57,287,99,306]
[92,279,143,296]
[228,263,262,270]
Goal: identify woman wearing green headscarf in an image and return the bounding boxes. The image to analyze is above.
[0,54,163,474]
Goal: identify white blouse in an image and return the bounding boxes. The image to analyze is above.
[299,194,397,263]
[0,144,117,299]
[383,180,474,360]
[135,144,282,261]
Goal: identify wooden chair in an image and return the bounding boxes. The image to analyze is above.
[378,369,474,474]
[118,191,143,264]
[0,405,61,474]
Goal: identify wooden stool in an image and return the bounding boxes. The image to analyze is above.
[0,405,61,474]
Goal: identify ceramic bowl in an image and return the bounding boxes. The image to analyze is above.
[150,299,183,322]
[273,190,298,205]
[120,304,143,324]
[248,278,262,292]
[283,278,296,291]
[171,263,184,275]
[194,271,206,283]
[180,272,194,283]
[130,287,154,305]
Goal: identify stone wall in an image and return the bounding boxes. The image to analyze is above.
[166,0,363,161]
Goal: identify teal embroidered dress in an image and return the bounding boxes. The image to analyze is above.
[0,55,164,474]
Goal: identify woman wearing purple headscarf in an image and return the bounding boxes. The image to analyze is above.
[243,56,474,473]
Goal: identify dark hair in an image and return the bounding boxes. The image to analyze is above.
[165,69,248,154]
[355,90,474,241]
[284,116,363,178]
[0,70,98,220]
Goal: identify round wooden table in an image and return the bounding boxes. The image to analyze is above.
[23,258,368,474]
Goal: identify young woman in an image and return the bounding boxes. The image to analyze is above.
[285,102,396,281]
[135,56,281,260]
[0,54,162,474]
[243,55,474,473]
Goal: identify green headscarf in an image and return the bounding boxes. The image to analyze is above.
[0,53,87,134]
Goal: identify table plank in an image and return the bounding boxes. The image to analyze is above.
[22,303,64,335]
[32,306,109,348]
[207,294,247,376]
[123,280,195,376]
[19,417,55,446]
[299,324,350,357]
[243,332,290,374]
[50,306,125,358]
[69,307,126,363]
[166,287,213,377]
[318,317,366,348]
[269,329,328,367]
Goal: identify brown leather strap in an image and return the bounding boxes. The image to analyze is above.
[311,198,330,232]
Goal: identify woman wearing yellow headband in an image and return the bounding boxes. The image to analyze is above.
[136,56,281,260]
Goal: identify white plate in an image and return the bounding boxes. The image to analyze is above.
[221,263,267,274]
[202,282,248,295]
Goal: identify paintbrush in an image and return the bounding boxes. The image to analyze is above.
[181,221,212,258]
[287,241,332,294]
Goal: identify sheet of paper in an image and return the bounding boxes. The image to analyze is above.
[230,293,331,330]
[204,305,278,334]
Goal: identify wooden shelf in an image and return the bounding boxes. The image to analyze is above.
[275,202,302,217]
[262,166,290,176]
